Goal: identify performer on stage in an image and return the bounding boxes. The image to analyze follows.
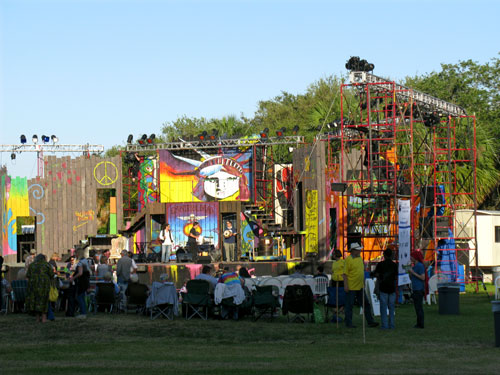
[159,223,174,263]
[223,221,237,262]
[187,222,201,261]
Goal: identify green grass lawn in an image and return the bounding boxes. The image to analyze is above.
[0,290,498,375]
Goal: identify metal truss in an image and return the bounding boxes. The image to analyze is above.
[1,144,105,153]
[349,71,466,117]
[125,135,305,152]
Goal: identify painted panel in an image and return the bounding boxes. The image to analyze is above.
[2,176,29,255]
[274,164,293,225]
[159,149,252,203]
[166,202,219,249]
[305,189,318,253]
[137,157,159,211]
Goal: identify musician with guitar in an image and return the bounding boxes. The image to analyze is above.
[223,221,237,262]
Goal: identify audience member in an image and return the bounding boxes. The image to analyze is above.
[331,249,345,287]
[69,249,91,319]
[25,254,53,323]
[289,264,306,278]
[408,250,426,329]
[96,256,112,278]
[372,248,398,329]
[343,242,379,328]
[314,265,328,278]
[25,249,37,270]
[195,265,218,290]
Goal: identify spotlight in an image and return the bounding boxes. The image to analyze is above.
[345,56,374,72]
[41,135,50,143]
[292,125,300,135]
[138,134,147,145]
[276,127,286,138]
[32,135,38,144]
[147,134,156,144]
[288,146,294,153]
[198,131,208,141]
[127,134,133,144]
[260,128,269,139]
[209,129,218,141]
[51,135,58,144]
[423,112,441,127]
[20,135,27,144]
[11,153,16,160]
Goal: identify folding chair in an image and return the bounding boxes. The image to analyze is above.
[252,285,279,322]
[11,280,28,313]
[325,285,346,322]
[147,282,178,320]
[93,283,117,313]
[182,280,211,320]
[126,283,149,314]
[282,284,314,323]
[426,275,438,305]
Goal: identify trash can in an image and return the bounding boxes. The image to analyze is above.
[438,282,460,315]
[492,301,500,347]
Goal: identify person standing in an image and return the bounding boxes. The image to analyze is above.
[331,249,345,287]
[25,249,37,270]
[187,222,201,261]
[26,254,53,323]
[159,223,174,263]
[408,250,426,329]
[69,250,91,319]
[372,248,398,329]
[223,221,237,262]
[343,242,379,328]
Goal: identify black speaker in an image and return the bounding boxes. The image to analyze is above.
[196,256,211,264]
[176,252,192,263]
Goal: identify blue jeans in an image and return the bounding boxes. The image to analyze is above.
[47,302,55,320]
[161,245,172,263]
[344,289,375,327]
[379,292,396,329]
[412,290,425,328]
[76,292,87,315]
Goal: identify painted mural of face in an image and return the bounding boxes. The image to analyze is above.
[204,171,240,199]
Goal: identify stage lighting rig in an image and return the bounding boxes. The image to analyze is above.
[138,134,147,145]
[276,127,286,138]
[260,128,269,139]
[345,56,375,72]
[32,135,38,144]
[51,135,58,144]
[127,134,133,144]
[20,135,27,144]
[147,134,156,144]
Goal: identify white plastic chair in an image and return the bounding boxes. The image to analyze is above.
[495,276,500,300]
[313,276,329,297]
[426,275,438,305]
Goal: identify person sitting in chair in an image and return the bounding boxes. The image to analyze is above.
[195,265,218,292]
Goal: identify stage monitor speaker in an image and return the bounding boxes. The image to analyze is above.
[176,253,193,263]
[196,256,211,264]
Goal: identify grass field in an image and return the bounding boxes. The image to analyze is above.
[0,289,498,375]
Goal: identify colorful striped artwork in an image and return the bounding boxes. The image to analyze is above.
[2,176,29,255]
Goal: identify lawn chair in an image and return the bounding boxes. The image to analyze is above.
[126,282,149,314]
[182,279,211,320]
[426,275,438,305]
[252,285,279,322]
[93,283,117,313]
[11,280,28,313]
[313,276,329,301]
[147,282,178,320]
[282,284,314,323]
[325,285,346,323]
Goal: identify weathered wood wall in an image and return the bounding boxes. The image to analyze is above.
[27,155,123,257]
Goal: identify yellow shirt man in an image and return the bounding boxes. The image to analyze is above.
[343,254,364,291]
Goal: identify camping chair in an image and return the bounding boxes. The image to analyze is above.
[427,275,438,305]
[11,280,28,313]
[126,283,149,314]
[252,285,279,322]
[93,283,117,313]
[325,285,346,323]
[147,282,178,320]
[182,280,211,320]
[282,284,314,323]
[214,282,247,320]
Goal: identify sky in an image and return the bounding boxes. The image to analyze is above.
[0,0,498,178]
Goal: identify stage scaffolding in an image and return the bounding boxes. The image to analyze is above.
[334,72,477,283]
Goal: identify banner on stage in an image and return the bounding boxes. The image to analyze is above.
[398,199,411,286]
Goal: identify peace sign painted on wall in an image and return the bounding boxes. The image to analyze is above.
[93,161,118,186]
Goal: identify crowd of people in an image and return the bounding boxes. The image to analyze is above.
[1,243,428,328]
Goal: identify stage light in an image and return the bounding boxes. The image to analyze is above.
[276,127,286,138]
[209,129,219,141]
[288,146,294,153]
[138,134,147,145]
[345,56,374,72]
[11,153,16,160]
[127,134,133,144]
[20,135,27,144]
[198,131,208,141]
[423,112,441,127]
[41,135,50,143]
[51,135,58,144]
[32,135,38,144]
[260,128,269,139]
[147,134,156,144]
[292,125,300,135]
